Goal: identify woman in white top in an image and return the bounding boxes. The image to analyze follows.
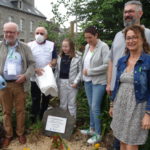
[80,26,110,144]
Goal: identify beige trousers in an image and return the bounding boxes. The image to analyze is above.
[0,82,26,138]
[59,79,78,118]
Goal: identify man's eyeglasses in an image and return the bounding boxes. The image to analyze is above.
[3,31,17,34]
[124,10,136,14]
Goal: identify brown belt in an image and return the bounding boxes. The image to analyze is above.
[5,80,16,82]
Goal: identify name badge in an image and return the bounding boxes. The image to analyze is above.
[7,63,17,75]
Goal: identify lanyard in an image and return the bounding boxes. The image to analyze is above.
[8,48,14,58]
[8,48,17,59]
[7,40,18,59]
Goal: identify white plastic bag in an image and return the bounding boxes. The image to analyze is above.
[35,65,58,97]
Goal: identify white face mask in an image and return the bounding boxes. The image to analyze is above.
[35,34,45,43]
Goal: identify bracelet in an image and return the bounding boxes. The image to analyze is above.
[145,111,150,115]
[110,102,113,107]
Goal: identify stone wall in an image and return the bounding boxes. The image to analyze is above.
[0,6,46,42]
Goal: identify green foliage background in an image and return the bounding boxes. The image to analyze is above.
[51,0,150,47]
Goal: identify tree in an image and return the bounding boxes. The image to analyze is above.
[51,0,150,46]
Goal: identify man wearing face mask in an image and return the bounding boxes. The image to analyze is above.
[28,27,57,123]
[106,1,150,150]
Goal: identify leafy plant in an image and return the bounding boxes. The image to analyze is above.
[28,120,43,144]
[140,132,150,150]
[100,95,111,138]
[50,134,70,150]
[76,83,89,129]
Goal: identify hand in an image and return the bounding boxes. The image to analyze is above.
[35,68,44,76]
[83,69,88,76]
[106,84,112,96]
[49,63,52,67]
[109,107,113,117]
[71,84,77,88]
[16,74,26,84]
[141,113,150,129]
[50,59,57,67]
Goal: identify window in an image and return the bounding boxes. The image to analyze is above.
[30,21,33,32]
[8,16,13,22]
[19,19,24,31]
[18,0,23,9]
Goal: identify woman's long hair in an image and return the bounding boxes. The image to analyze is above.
[60,38,75,58]
[124,25,150,54]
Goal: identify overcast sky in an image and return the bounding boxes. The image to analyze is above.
[34,0,74,27]
[35,0,53,19]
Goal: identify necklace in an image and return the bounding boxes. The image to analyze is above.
[126,57,139,72]
[128,57,139,64]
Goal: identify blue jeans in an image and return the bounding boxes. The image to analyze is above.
[84,81,106,134]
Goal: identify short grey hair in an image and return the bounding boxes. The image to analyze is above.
[3,22,19,32]
[125,0,143,11]
[35,27,48,35]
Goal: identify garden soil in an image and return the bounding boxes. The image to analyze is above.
[6,130,107,150]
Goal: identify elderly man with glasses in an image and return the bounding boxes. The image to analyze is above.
[0,22,35,147]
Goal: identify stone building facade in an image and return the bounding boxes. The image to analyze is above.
[0,0,46,42]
